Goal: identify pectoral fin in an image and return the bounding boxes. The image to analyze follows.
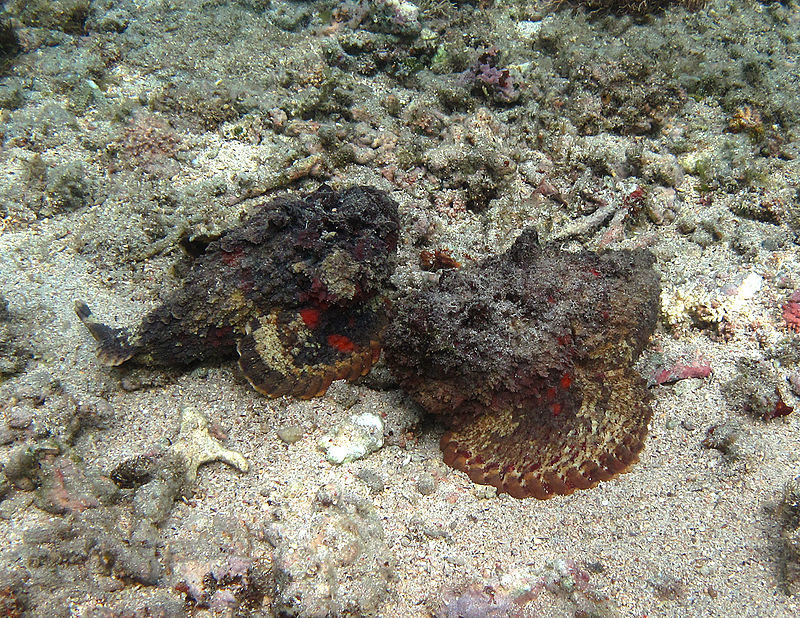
[236,308,382,399]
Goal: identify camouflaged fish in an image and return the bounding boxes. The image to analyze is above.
[384,228,660,499]
[76,185,399,399]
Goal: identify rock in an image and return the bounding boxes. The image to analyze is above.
[276,425,304,444]
[416,473,437,496]
[357,468,386,495]
[318,412,385,464]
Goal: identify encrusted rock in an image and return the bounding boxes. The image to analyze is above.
[270,485,395,616]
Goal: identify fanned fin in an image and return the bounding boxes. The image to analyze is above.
[440,366,651,499]
[236,309,383,399]
[74,301,136,366]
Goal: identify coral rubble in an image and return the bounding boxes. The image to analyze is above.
[0,398,258,612]
[318,411,385,464]
[76,185,399,399]
[384,228,660,499]
[268,484,395,616]
[572,0,706,15]
[784,290,800,333]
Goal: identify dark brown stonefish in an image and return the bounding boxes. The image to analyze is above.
[384,228,660,499]
[76,185,399,399]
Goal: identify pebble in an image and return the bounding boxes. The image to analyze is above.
[7,405,33,429]
[276,425,303,444]
[416,473,437,496]
[356,468,385,495]
[789,371,800,397]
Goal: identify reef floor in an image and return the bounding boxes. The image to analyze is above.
[1,1,800,616]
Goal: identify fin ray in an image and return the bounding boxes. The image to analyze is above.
[74,301,136,366]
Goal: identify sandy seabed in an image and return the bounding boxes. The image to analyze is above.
[1,0,800,616]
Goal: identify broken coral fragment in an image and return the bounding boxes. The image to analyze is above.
[318,412,385,464]
[110,406,248,516]
[172,405,249,484]
[662,271,762,331]
[76,185,399,399]
[384,228,660,499]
